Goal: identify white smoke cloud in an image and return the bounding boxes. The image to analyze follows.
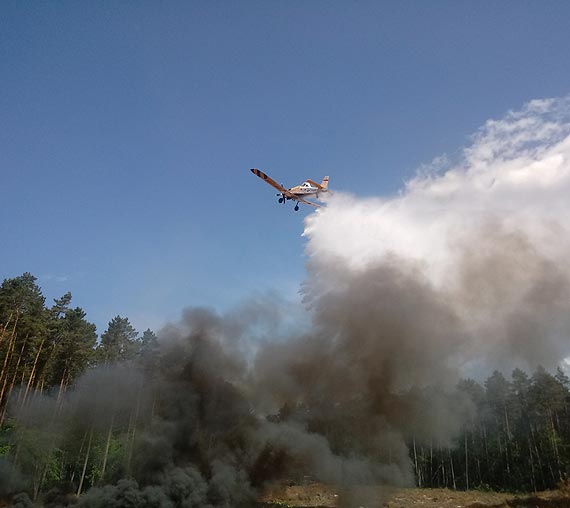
[304,96,570,374]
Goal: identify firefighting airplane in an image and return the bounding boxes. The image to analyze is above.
[250,168,329,211]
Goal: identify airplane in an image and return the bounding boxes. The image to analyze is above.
[250,168,329,211]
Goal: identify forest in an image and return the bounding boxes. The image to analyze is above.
[0,272,569,507]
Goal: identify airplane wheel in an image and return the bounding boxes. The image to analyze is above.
[278,198,284,203]
[294,205,299,211]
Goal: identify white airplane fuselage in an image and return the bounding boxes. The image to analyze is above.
[282,182,322,200]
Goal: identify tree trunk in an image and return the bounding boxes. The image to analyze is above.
[22,336,45,406]
[465,433,469,490]
[71,429,89,485]
[125,382,143,476]
[77,427,94,496]
[549,411,562,481]
[0,312,14,345]
[503,407,511,477]
[100,414,115,482]
[56,367,69,411]
[429,440,433,488]
[34,462,50,501]
[0,326,18,406]
[449,447,456,490]
[528,436,537,492]
[413,435,421,487]
[0,336,28,425]
[530,424,544,489]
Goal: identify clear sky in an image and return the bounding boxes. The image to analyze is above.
[2,1,570,335]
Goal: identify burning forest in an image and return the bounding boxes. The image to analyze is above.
[2,97,570,507]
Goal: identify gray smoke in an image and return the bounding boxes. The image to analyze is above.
[4,96,570,507]
[305,96,570,375]
[0,459,27,498]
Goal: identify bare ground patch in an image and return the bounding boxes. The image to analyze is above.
[259,485,570,508]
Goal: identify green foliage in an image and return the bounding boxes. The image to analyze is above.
[0,272,46,323]
[411,366,570,492]
[0,273,158,500]
[43,447,65,484]
[0,443,11,457]
[46,305,98,389]
[96,316,141,364]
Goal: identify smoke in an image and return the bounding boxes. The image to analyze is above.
[250,95,570,500]
[0,459,27,499]
[304,95,570,374]
[4,96,570,507]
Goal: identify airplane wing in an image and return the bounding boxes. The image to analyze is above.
[250,169,288,193]
[294,195,320,208]
[250,168,320,208]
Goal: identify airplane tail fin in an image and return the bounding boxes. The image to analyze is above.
[321,176,329,190]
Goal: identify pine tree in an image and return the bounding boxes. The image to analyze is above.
[47,306,97,394]
[96,316,139,364]
[0,273,50,415]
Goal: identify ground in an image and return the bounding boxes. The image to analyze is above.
[259,484,570,508]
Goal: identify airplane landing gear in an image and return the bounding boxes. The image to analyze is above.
[294,204,300,211]
[278,197,284,203]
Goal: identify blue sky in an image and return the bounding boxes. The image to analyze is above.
[2,1,570,335]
